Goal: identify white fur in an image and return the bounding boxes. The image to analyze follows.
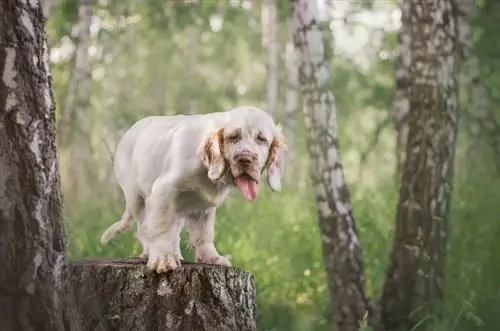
[100,106,285,273]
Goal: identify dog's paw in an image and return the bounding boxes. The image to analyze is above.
[197,254,232,267]
[147,251,181,273]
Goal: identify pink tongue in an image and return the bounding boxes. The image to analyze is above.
[235,177,259,201]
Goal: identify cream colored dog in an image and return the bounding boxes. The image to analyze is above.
[100,106,286,273]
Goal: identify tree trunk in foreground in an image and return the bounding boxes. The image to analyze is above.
[0,1,80,330]
[70,259,256,331]
[380,0,458,330]
[291,0,371,330]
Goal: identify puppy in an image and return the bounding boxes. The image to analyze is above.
[100,106,286,273]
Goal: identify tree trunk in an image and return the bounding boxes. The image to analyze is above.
[283,20,300,183]
[380,0,459,329]
[42,0,53,20]
[70,259,256,331]
[58,0,95,198]
[262,0,278,116]
[457,0,500,171]
[187,25,199,115]
[0,1,80,330]
[291,0,370,330]
[394,0,411,181]
[59,0,94,145]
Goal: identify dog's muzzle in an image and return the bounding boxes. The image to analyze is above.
[234,151,257,169]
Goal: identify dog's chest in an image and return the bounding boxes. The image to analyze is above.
[175,183,229,212]
[201,183,229,206]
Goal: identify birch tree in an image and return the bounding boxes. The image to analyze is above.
[58,0,95,197]
[283,20,299,181]
[457,0,500,171]
[394,0,411,179]
[380,0,459,329]
[0,1,80,329]
[42,0,53,19]
[262,0,278,116]
[187,25,199,115]
[60,0,94,144]
[291,0,370,329]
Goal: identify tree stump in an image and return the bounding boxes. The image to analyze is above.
[70,258,257,331]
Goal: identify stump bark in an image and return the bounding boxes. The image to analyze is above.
[70,258,256,331]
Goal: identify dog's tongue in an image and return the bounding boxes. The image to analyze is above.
[235,176,259,201]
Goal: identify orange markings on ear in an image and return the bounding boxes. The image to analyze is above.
[199,127,226,182]
[265,130,286,191]
[265,131,286,170]
[205,128,224,163]
[266,139,280,170]
[204,128,224,164]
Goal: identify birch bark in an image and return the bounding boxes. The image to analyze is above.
[292,0,370,329]
[380,0,459,329]
[0,1,81,329]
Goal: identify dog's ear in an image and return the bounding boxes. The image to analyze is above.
[265,126,286,192]
[198,128,226,182]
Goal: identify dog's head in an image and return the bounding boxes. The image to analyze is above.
[198,106,286,201]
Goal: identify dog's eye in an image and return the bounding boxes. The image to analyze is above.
[256,133,267,144]
[227,133,241,142]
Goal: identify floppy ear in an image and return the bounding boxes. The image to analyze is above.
[265,127,286,192]
[197,128,226,182]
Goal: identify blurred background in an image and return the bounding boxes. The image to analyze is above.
[45,0,500,330]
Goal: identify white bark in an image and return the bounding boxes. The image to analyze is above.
[395,0,411,178]
[380,0,458,329]
[0,1,80,329]
[187,25,198,115]
[292,0,370,330]
[61,1,94,139]
[262,0,278,116]
[59,0,95,197]
[283,21,300,181]
[42,0,53,19]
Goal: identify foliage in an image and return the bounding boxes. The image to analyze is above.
[47,0,500,330]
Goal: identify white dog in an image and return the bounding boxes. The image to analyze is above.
[100,106,286,273]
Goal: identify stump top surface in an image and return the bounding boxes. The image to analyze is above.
[71,258,248,274]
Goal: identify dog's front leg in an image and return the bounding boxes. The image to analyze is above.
[137,176,182,273]
[136,209,184,261]
[185,207,231,266]
[135,209,150,259]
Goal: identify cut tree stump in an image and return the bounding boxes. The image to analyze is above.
[70,258,257,331]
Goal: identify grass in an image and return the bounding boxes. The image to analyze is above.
[62,142,500,331]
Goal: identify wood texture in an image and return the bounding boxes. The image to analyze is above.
[0,1,81,330]
[291,0,371,330]
[70,259,256,331]
[380,0,458,329]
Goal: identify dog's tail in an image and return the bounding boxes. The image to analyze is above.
[100,209,135,245]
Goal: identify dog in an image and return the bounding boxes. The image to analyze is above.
[100,105,286,273]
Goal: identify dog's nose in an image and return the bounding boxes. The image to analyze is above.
[236,153,257,168]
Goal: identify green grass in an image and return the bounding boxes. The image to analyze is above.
[64,144,500,331]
